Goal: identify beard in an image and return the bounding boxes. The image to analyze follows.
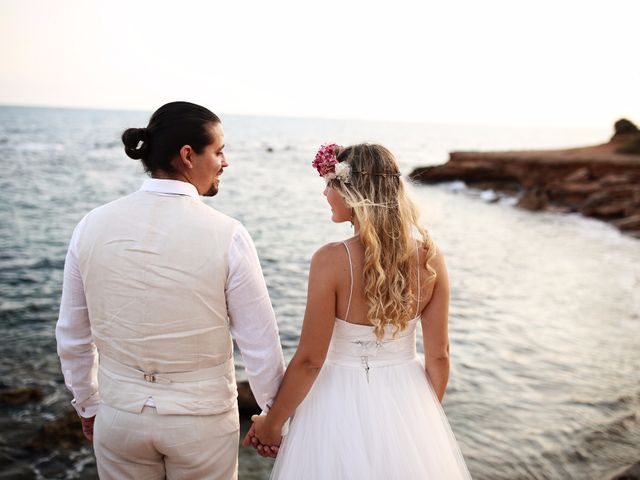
[202,172,221,197]
[203,183,219,197]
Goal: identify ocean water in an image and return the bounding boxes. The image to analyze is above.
[0,105,638,479]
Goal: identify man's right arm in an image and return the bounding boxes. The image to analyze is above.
[55,217,100,419]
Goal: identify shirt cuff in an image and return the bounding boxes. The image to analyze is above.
[72,395,100,418]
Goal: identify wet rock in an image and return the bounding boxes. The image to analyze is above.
[617,137,640,155]
[410,120,640,237]
[412,162,520,185]
[517,189,549,211]
[545,205,572,214]
[548,181,602,208]
[0,387,44,406]
[0,417,40,448]
[601,173,633,186]
[237,380,259,415]
[0,460,35,479]
[0,451,36,478]
[27,409,88,453]
[580,187,638,219]
[609,460,640,480]
[77,461,98,480]
[554,181,602,196]
[564,167,591,183]
[612,214,640,231]
[35,455,70,478]
[588,202,631,219]
[613,118,639,137]
[469,181,521,195]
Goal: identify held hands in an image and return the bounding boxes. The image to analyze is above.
[241,414,282,458]
[251,414,283,448]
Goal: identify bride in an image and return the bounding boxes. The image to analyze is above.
[246,143,471,479]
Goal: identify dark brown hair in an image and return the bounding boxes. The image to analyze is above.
[122,101,220,174]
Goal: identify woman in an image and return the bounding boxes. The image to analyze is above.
[248,143,471,479]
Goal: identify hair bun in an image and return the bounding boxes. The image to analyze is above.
[121,127,149,160]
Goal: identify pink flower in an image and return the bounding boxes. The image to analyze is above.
[312,143,339,177]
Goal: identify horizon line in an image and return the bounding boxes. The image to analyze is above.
[0,101,621,132]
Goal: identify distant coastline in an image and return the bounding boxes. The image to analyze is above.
[410,119,640,238]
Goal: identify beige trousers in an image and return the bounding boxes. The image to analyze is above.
[93,404,239,480]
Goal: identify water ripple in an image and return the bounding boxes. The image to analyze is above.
[0,106,638,479]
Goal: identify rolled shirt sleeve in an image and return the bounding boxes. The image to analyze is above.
[55,217,100,418]
[226,224,286,413]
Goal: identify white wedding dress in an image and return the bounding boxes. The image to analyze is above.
[270,244,472,479]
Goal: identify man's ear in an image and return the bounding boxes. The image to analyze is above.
[178,145,194,169]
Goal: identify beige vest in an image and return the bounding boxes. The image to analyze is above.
[77,190,239,415]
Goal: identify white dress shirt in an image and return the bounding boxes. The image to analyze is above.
[56,178,285,419]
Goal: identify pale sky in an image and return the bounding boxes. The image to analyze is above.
[1,0,638,127]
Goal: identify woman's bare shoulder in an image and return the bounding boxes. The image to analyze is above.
[312,241,349,263]
[308,241,351,285]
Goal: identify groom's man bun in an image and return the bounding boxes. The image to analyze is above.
[121,101,221,175]
[122,128,149,160]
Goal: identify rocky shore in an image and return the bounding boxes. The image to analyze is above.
[0,382,261,479]
[2,382,639,479]
[410,119,640,238]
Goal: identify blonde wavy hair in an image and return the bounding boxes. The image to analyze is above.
[328,144,436,340]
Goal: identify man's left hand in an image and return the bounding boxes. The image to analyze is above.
[80,415,95,441]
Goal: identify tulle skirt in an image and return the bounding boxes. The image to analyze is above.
[270,356,471,479]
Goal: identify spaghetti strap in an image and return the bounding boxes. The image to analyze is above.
[415,240,421,318]
[342,242,354,322]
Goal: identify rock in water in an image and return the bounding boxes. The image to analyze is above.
[26,409,87,453]
[410,120,640,238]
[613,118,639,137]
[237,380,260,415]
[609,460,640,480]
[0,387,44,406]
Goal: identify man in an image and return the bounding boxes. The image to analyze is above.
[56,101,284,479]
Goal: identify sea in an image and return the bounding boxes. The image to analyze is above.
[0,105,638,479]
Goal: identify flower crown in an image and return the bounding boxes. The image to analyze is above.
[312,143,403,182]
[312,143,351,182]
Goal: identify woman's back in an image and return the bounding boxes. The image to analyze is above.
[333,236,435,328]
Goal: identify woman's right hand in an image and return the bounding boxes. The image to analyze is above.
[242,421,280,458]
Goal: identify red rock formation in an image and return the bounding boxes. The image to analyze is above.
[410,121,640,238]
